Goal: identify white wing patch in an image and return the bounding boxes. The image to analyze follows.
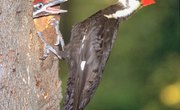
[82,35,86,43]
[80,61,86,71]
[81,35,87,49]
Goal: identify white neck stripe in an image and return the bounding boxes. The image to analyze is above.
[105,0,140,19]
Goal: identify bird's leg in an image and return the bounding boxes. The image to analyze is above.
[37,32,62,60]
[49,18,65,51]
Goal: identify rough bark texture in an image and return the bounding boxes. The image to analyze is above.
[0,0,62,109]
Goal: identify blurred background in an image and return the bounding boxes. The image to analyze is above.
[60,0,180,110]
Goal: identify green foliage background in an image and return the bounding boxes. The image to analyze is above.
[60,0,180,110]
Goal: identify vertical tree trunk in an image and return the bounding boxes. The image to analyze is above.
[0,0,62,109]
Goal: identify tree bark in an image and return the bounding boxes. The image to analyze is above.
[0,0,62,109]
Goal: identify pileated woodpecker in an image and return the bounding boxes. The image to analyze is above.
[63,0,155,110]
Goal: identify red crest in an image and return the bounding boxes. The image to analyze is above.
[141,0,156,6]
[33,0,48,4]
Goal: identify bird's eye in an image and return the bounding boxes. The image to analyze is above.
[37,3,44,10]
[34,2,44,11]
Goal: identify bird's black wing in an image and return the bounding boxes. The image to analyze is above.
[63,4,123,110]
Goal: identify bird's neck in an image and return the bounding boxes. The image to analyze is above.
[105,0,141,19]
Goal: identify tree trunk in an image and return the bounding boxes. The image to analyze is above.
[0,0,62,109]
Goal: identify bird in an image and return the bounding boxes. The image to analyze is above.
[33,0,67,59]
[62,0,155,110]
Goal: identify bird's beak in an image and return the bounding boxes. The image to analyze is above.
[33,0,68,18]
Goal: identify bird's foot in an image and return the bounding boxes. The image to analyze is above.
[49,18,65,51]
[37,32,62,60]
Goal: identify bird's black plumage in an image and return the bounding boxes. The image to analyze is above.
[63,3,134,110]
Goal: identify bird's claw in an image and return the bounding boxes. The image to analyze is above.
[48,18,59,26]
[37,32,62,60]
[49,18,65,51]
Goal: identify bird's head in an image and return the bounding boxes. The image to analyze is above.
[33,0,67,18]
[104,0,155,19]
